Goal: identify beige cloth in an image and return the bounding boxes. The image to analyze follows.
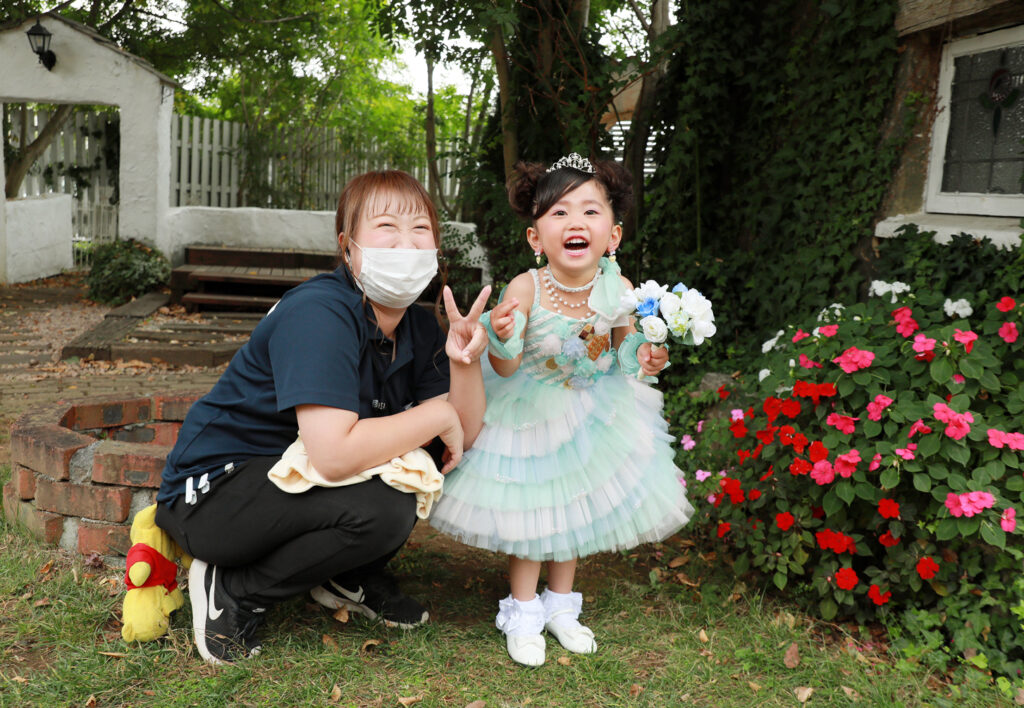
[267,437,444,519]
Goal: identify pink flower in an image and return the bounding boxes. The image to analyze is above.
[908,419,932,438]
[731,409,745,421]
[696,469,712,482]
[896,317,919,338]
[868,453,882,471]
[799,353,822,369]
[1010,433,1024,451]
[681,434,696,451]
[988,429,1008,449]
[1002,508,1017,533]
[819,324,839,337]
[954,329,978,354]
[834,449,861,478]
[946,491,995,517]
[952,374,966,384]
[945,492,965,517]
[810,459,835,485]
[933,402,974,440]
[892,306,914,323]
[912,333,936,354]
[826,413,858,435]
[697,419,705,433]
[999,322,1019,344]
[706,494,716,504]
[833,347,875,373]
[895,443,917,460]
[996,296,1016,313]
[866,394,894,421]
[792,329,810,343]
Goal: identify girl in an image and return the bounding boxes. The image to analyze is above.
[156,170,490,665]
[430,154,694,666]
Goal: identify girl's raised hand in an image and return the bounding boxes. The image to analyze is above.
[638,342,670,377]
[488,296,521,342]
[443,284,491,365]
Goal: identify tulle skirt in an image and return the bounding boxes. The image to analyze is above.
[429,366,694,562]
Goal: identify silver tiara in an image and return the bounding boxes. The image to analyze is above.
[546,153,594,174]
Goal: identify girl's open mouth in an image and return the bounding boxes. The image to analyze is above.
[564,238,589,252]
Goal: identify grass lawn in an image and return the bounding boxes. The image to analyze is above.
[0,472,1011,707]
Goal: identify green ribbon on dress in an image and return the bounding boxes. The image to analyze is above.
[588,257,627,322]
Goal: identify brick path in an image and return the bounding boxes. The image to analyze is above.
[0,283,222,465]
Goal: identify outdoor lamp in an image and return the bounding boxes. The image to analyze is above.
[26,20,56,71]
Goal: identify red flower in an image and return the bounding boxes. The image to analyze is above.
[756,424,778,445]
[808,440,829,463]
[997,296,1016,313]
[778,425,795,446]
[721,477,745,504]
[780,398,801,418]
[759,465,775,481]
[718,385,730,399]
[835,567,858,590]
[789,457,812,476]
[916,556,939,580]
[763,397,783,422]
[791,433,809,454]
[878,498,900,519]
[776,511,795,531]
[717,521,731,538]
[811,506,825,519]
[816,529,856,554]
[737,449,751,464]
[749,489,762,501]
[878,531,899,547]
[868,584,891,605]
[729,418,749,438]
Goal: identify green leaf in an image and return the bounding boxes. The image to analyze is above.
[918,434,941,458]
[956,516,981,537]
[838,377,855,397]
[733,552,750,575]
[1002,449,1019,469]
[773,571,788,590]
[863,420,882,438]
[880,467,899,489]
[947,443,971,465]
[793,545,809,565]
[855,482,878,501]
[960,357,982,379]
[930,356,953,384]
[930,463,949,480]
[935,517,958,540]
[984,460,1006,481]
[949,393,971,410]
[1007,475,1024,492]
[819,598,838,621]
[979,521,1007,550]
[853,370,872,386]
[835,481,855,506]
[823,488,843,515]
[979,370,1001,392]
[972,467,991,485]
[913,473,931,492]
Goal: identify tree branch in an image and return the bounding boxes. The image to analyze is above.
[98,1,136,35]
[206,0,313,26]
[626,0,652,38]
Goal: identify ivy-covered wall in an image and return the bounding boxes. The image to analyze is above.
[635,0,905,369]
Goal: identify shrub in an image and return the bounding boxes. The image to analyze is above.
[85,239,170,306]
[684,285,1024,683]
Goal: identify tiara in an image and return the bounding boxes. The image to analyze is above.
[546,153,594,174]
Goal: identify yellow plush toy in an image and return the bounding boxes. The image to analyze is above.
[121,504,192,642]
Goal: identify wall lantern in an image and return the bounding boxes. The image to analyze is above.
[26,20,57,71]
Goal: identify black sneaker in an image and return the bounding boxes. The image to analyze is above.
[189,559,266,665]
[310,571,429,629]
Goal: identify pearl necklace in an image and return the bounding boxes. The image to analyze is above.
[542,268,595,315]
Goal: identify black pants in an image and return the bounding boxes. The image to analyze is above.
[156,457,417,608]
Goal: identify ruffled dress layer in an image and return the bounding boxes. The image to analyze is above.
[429,269,693,562]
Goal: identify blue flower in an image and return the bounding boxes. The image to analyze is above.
[637,297,660,318]
[561,338,587,359]
[672,282,688,294]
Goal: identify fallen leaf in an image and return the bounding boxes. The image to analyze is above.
[784,642,800,669]
[678,538,696,548]
[855,652,871,665]
[629,684,644,698]
[698,628,710,643]
[98,651,128,658]
[841,685,860,701]
[322,634,338,649]
[329,685,342,703]
[1016,687,1024,705]
[748,682,762,692]
[397,696,422,707]
[33,598,51,608]
[557,656,572,666]
[668,556,687,568]
[675,573,700,587]
[332,607,350,623]
[794,687,814,703]
[86,696,97,707]
[698,648,713,657]
[12,676,29,684]
[465,701,486,708]
[361,639,382,653]
[143,690,155,696]
[20,592,31,601]
[39,559,54,575]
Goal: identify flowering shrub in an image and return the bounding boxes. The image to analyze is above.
[684,287,1024,682]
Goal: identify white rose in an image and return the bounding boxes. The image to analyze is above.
[634,280,668,302]
[619,291,638,312]
[944,297,972,318]
[639,315,668,344]
[659,292,682,317]
[758,368,771,382]
[689,319,716,345]
[680,289,713,320]
[868,280,890,298]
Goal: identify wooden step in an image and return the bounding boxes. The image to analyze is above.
[171,265,319,290]
[180,292,280,310]
[185,246,336,270]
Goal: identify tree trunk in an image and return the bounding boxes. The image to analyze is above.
[425,54,451,215]
[462,72,494,222]
[4,104,74,199]
[623,0,669,247]
[489,24,518,182]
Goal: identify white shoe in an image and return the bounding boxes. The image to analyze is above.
[495,594,547,667]
[540,588,597,654]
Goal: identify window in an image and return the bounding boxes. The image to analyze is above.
[927,24,1024,217]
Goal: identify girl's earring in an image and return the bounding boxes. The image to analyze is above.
[608,248,617,263]
[535,249,543,265]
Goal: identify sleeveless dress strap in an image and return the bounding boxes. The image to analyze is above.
[529,268,541,304]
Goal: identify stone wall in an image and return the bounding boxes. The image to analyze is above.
[3,391,201,557]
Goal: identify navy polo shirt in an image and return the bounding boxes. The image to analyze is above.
[157,267,450,504]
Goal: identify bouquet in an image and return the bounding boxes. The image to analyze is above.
[625,280,716,349]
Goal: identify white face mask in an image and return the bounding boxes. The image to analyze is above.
[350,242,439,309]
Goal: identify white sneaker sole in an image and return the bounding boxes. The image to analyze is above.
[188,560,224,666]
[310,586,428,629]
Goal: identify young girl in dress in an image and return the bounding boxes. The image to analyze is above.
[430,154,694,666]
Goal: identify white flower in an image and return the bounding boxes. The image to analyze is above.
[665,310,689,338]
[679,288,713,321]
[817,303,845,322]
[659,292,682,317]
[944,297,973,318]
[789,358,796,368]
[869,280,911,304]
[538,334,562,356]
[688,319,716,345]
[619,290,638,312]
[639,315,668,344]
[634,280,668,302]
[762,329,784,353]
[593,318,611,336]
[596,354,613,372]
[758,368,771,382]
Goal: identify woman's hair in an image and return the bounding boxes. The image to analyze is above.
[507,158,633,222]
[335,170,441,260]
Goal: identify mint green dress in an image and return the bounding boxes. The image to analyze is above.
[429,268,693,562]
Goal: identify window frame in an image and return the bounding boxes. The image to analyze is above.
[926,24,1024,217]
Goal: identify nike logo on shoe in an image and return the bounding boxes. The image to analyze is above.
[209,566,224,621]
[329,580,365,604]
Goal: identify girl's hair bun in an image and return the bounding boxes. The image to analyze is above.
[506,157,634,222]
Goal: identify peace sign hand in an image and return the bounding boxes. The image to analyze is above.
[443,284,491,365]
